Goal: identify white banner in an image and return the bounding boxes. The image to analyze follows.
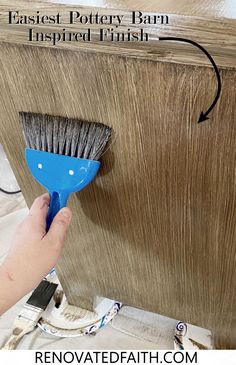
[0,350,235,365]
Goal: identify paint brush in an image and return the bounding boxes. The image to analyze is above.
[1,280,58,350]
[19,112,112,229]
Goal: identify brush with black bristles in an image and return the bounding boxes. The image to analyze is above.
[2,280,58,350]
[19,112,112,229]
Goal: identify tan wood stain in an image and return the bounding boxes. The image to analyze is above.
[4,0,236,19]
[0,0,236,349]
[0,2,236,69]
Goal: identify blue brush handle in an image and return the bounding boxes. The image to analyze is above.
[25,148,101,231]
[46,191,69,231]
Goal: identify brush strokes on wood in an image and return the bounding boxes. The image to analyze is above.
[0,41,235,348]
[3,0,236,19]
[0,1,236,68]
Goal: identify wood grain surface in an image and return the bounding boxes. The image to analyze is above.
[3,0,236,19]
[0,41,235,348]
[0,2,236,69]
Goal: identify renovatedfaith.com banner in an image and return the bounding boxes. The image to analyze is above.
[0,350,235,365]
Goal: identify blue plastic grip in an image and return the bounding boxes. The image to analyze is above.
[25,148,100,230]
[46,191,69,231]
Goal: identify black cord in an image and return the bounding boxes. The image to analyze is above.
[0,187,21,195]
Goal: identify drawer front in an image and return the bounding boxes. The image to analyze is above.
[0,43,235,347]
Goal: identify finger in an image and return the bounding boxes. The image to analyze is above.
[23,193,50,236]
[44,208,72,247]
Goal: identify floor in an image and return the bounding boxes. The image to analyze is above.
[0,144,211,350]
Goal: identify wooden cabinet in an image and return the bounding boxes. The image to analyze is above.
[0,0,235,348]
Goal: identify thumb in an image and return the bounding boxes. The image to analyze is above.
[45,208,72,246]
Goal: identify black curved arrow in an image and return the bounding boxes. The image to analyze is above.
[159,37,221,123]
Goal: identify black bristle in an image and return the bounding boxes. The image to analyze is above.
[64,119,75,156]
[40,115,47,152]
[19,112,112,160]
[58,117,68,155]
[45,114,53,153]
[69,120,80,157]
[26,280,58,310]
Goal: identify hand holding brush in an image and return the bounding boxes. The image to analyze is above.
[0,193,71,349]
[0,113,112,349]
[0,193,71,317]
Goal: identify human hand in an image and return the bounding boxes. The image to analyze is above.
[0,193,72,315]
